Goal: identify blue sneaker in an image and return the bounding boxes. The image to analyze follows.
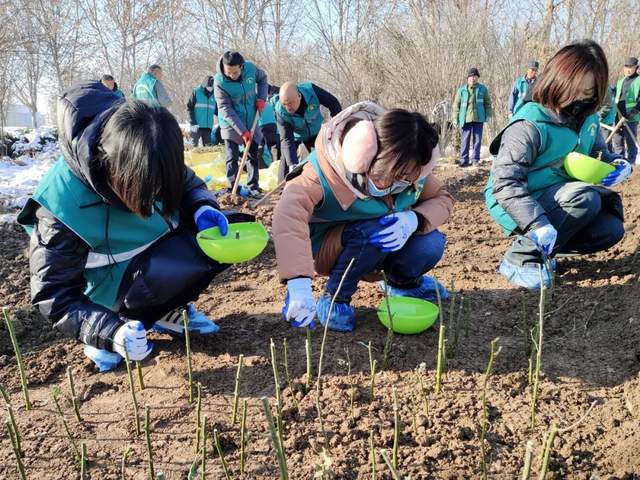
[316,294,356,332]
[379,275,450,301]
[498,258,553,289]
[153,304,220,335]
[84,345,123,372]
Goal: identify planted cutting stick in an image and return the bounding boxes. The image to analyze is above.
[123,349,141,435]
[52,386,80,464]
[231,354,244,424]
[3,308,31,410]
[183,309,194,403]
[80,442,87,479]
[530,266,546,428]
[240,399,248,476]
[7,404,23,457]
[370,359,378,400]
[67,366,82,422]
[0,382,10,403]
[144,405,155,480]
[434,280,446,394]
[194,383,202,454]
[379,449,402,480]
[6,420,26,480]
[415,363,429,416]
[213,429,232,480]
[538,423,558,480]
[392,385,400,470]
[201,415,208,480]
[520,440,534,480]
[480,338,501,480]
[381,271,395,370]
[345,348,355,424]
[369,430,377,479]
[136,361,145,390]
[121,444,132,480]
[261,397,288,480]
[305,329,312,393]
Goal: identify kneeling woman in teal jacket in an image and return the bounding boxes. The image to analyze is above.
[485,40,632,289]
[18,81,247,371]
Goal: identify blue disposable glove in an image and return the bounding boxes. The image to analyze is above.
[112,321,152,361]
[194,205,229,235]
[369,211,419,252]
[601,159,632,187]
[282,278,316,328]
[528,224,557,257]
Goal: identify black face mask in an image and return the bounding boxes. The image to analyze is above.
[562,98,597,120]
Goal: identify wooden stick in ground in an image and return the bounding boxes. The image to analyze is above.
[231,354,244,424]
[144,405,155,480]
[123,350,141,435]
[52,386,80,464]
[194,383,202,454]
[213,429,232,480]
[537,423,558,480]
[3,307,31,411]
[240,399,248,476]
[121,445,132,480]
[6,420,26,480]
[434,281,446,394]
[530,266,546,429]
[80,442,87,479]
[480,338,501,480]
[231,112,261,195]
[7,404,22,457]
[201,415,208,480]
[381,271,396,371]
[369,430,377,479]
[520,440,534,480]
[67,366,82,423]
[136,362,145,390]
[379,449,402,480]
[183,309,194,403]
[261,396,288,480]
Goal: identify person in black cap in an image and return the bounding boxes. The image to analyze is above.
[612,56,640,164]
[452,67,493,167]
[508,60,539,116]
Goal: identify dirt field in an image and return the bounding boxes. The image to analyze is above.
[1,164,639,479]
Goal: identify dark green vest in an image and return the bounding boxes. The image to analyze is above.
[308,152,425,254]
[18,158,177,309]
[457,83,488,126]
[132,72,159,105]
[274,83,324,142]
[193,87,216,129]
[615,76,640,122]
[214,62,258,130]
[484,102,599,234]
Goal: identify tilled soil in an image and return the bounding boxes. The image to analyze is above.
[0,164,639,479]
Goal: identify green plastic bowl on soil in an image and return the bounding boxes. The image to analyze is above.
[376,296,439,334]
[196,222,269,264]
[563,152,615,184]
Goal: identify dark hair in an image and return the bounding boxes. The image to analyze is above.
[533,40,608,112]
[222,51,245,66]
[203,75,214,87]
[369,109,439,185]
[148,64,162,73]
[101,74,114,81]
[98,101,184,218]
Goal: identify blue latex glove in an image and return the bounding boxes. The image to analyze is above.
[601,159,632,187]
[369,211,419,252]
[282,278,316,328]
[112,321,153,361]
[528,224,557,257]
[194,205,229,235]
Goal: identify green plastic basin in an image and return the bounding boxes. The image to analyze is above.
[196,222,269,264]
[377,296,439,335]
[563,152,615,184]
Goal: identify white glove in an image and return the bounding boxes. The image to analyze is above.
[369,211,419,252]
[528,224,558,257]
[601,159,632,187]
[113,321,152,361]
[190,125,199,133]
[283,278,316,328]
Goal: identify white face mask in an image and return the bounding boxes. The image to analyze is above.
[205,86,213,92]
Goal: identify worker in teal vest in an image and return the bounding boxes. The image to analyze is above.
[612,57,640,164]
[508,60,539,116]
[452,68,493,167]
[132,65,172,108]
[187,75,217,146]
[273,81,342,181]
[272,102,454,332]
[101,74,125,98]
[214,51,268,197]
[18,81,252,372]
[484,41,631,289]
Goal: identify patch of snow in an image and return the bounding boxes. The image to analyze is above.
[11,126,58,157]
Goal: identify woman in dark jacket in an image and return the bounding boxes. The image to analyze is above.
[18,81,247,371]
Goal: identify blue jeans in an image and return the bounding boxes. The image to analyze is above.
[224,140,260,189]
[460,122,484,165]
[325,218,446,303]
[505,182,624,266]
[611,121,637,164]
